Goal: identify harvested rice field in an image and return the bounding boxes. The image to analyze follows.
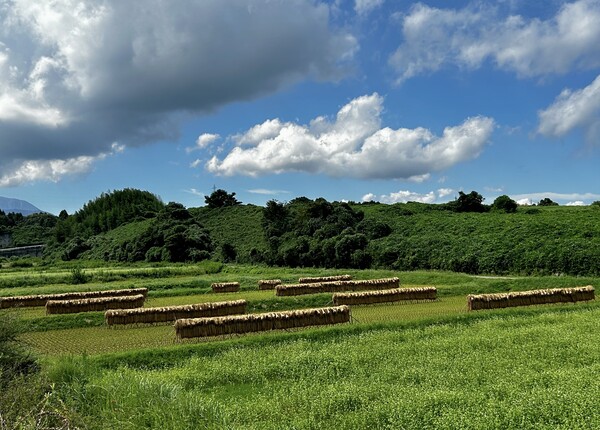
[2,262,600,429]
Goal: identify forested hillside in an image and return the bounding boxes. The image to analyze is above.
[10,188,599,276]
[358,202,600,275]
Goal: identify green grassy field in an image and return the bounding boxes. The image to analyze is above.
[38,304,600,429]
[2,263,600,429]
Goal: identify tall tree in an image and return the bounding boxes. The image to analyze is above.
[204,189,241,208]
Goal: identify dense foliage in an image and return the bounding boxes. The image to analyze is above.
[53,188,164,243]
[62,203,214,263]
[261,198,391,269]
[0,210,24,233]
[0,210,57,248]
[8,188,598,275]
[204,189,241,209]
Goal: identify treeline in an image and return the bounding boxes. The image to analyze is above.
[54,188,165,243]
[0,211,57,247]
[8,187,600,276]
[50,190,213,263]
[202,193,600,276]
[257,197,392,269]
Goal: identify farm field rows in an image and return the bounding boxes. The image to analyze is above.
[21,296,468,355]
[34,303,600,429]
[1,262,596,356]
[2,262,600,428]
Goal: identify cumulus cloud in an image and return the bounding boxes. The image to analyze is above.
[390,0,600,83]
[355,0,384,16]
[362,188,456,204]
[0,0,357,185]
[206,93,494,179]
[537,74,600,141]
[566,200,586,206]
[0,144,123,187]
[512,192,600,204]
[516,198,534,206]
[187,133,220,153]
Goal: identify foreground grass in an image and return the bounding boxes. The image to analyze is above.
[47,305,600,429]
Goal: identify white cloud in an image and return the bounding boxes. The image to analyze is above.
[187,133,220,153]
[248,189,290,195]
[516,198,534,206]
[0,0,357,186]
[437,188,455,198]
[184,188,205,197]
[362,188,456,204]
[189,159,202,169]
[234,119,286,146]
[355,0,384,16]
[206,93,494,179]
[566,200,586,206]
[390,0,600,83]
[0,143,123,187]
[512,192,600,204]
[537,74,600,141]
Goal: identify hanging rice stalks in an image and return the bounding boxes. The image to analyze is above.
[276,277,400,297]
[298,275,352,284]
[333,287,436,306]
[105,300,247,326]
[211,282,240,293]
[46,294,145,315]
[257,279,282,290]
[0,287,149,309]
[174,305,350,339]
[467,285,595,311]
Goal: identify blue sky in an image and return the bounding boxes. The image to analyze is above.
[1,0,599,214]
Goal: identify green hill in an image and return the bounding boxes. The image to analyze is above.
[42,189,600,276]
[357,202,600,275]
[191,204,268,262]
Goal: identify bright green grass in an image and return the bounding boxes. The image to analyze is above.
[49,306,600,429]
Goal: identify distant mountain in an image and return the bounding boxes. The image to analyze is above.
[0,196,42,216]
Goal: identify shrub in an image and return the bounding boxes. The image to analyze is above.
[70,267,89,284]
[0,312,38,379]
[492,195,518,213]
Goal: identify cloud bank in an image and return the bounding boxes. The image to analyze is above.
[206,93,494,179]
[390,0,600,83]
[0,0,356,186]
[362,188,456,204]
[512,192,600,204]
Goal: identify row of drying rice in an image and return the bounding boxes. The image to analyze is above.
[0,287,148,309]
[467,286,595,310]
[3,273,593,340]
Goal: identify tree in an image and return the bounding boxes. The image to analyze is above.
[448,191,488,213]
[538,198,558,206]
[204,189,241,208]
[492,195,518,213]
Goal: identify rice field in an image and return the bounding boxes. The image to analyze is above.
[3,263,596,356]
[4,263,600,429]
[22,296,467,355]
[45,305,600,429]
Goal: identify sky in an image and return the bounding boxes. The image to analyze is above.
[1,0,600,215]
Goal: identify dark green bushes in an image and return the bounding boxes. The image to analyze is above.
[263,198,389,269]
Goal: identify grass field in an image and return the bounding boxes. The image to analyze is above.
[2,262,599,429]
[40,304,600,429]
